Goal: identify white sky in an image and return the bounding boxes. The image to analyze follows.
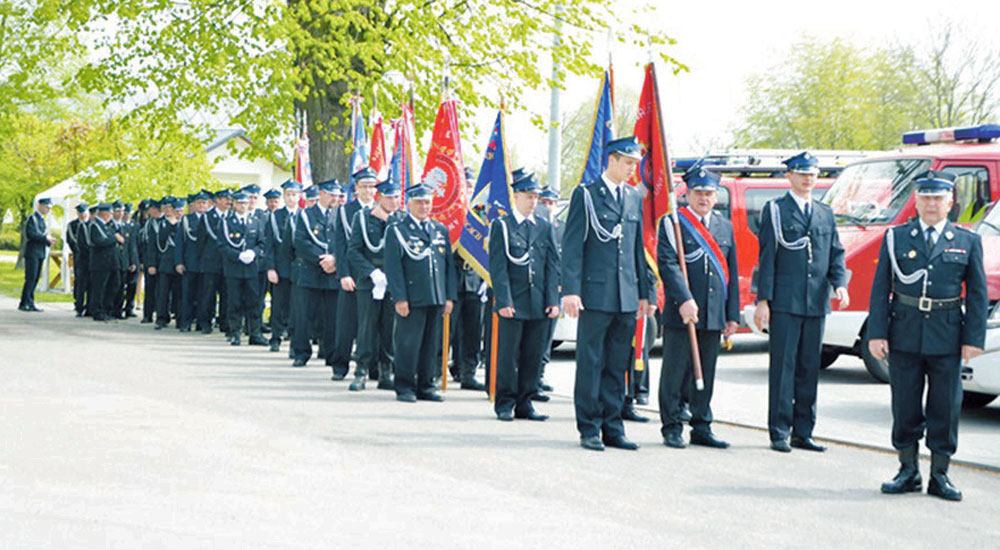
[464,0,1000,174]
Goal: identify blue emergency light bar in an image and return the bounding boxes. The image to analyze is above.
[903,124,1000,145]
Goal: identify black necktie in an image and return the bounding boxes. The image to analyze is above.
[926,227,936,247]
[804,202,811,220]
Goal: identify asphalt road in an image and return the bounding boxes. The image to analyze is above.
[2,296,999,549]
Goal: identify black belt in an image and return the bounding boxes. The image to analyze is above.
[893,292,961,312]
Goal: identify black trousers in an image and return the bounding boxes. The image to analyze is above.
[659,327,721,437]
[89,269,113,319]
[123,269,138,313]
[199,272,227,331]
[495,316,548,415]
[226,276,262,338]
[889,350,962,456]
[73,260,89,313]
[269,278,293,345]
[329,288,358,376]
[767,311,825,441]
[19,256,43,308]
[142,270,157,321]
[626,313,656,402]
[354,288,394,377]
[449,291,483,382]
[112,269,127,316]
[179,271,203,329]
[539,317,557,380]
[573,309,635,440]
[155,271,180,326]
[394,305,442,398]
[257,271,268,320]
[291,286,337,364]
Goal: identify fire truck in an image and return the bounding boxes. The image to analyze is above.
[742,125,1000,408]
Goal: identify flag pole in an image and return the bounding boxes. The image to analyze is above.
[650,62,705,390]
[438,67,451,392]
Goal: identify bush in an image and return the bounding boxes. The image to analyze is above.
[0,224,20,251]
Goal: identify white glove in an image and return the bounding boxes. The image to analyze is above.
[238,249,256,264]
[371,268,387,301]
[478,280,489,303]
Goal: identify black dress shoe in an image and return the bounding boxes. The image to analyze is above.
[330,372,347,381]
[27,305,43,312]
[200,327,213,335]
[580,436,605,451]
[292,358,307,367]
[497,410,514,422]
[125,311,137,318]
[603,436,639,450]
[515,410,548,421]
[928,473,962,501]
[663,434,686,448]
[417,392,444,402]
[770,439,792,453]
[76,311,85,318]
[177,325,191,332]
[269,341,280,352]
[790,437,826,452]
[636,395,649,405]
[249,336,268,346]
[622,407,650,423]
[141,318,153,324]
[530,392,550,402]
[230,337,241,346]
[377,376,395,390]
[881,467,922,494]
[690,432,730,449]
[460,380,486,391]
[348,376,366,391]
[154,324,165,330]
[679,404,692,422]
[539,380,554,392]
[396,393,417,403]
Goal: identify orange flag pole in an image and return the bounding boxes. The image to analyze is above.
[441,310,450,391]
[489,310,499,403]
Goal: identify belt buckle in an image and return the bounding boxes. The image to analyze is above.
[918,296,933,312]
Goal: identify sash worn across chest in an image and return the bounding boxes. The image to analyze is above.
[677,207,729,299]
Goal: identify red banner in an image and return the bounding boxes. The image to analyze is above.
[421,100,467,246]
[369,111,387,180]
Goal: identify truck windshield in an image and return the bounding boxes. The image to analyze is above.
[976,201,1000,237]
[822,159,932,226]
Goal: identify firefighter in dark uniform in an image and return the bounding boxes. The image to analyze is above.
[657,166,740,449]
[755,151,849,453]
[868,170,987,502]
[259,188,281,332]
[175,191,209,331]
[448,168,488,390]
[67,202,91,316]
[537,185,563,396]
[244,185,270,334]
[346,178,402,391]
[139,200,161,323]
[121,204,140,317]
[291,180,341,367]
[264,180,302,352]
[488,170,560,421]
[198,189,232,334]
[330,167,377,380]
[18,197,56,312]
[561,136,651,451]
[385,183,457,403]
[218,191,267,346]
[110,201,136,319]
[154,198,182,329]
[88,203,124,321]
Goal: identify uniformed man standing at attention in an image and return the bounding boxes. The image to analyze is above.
[218,191,268,346]
[868,171,987,502]
[561,137,650,451]
[121,204,140,318]
[447,168,487,390]
[88,203,125,322]
[291,180,341,367]
[385,183,456,403]
[488,170,560,421]
[754,152,849,453]
[175,191,209,331]
[265,180,302,352]
[139,200,162,324]
[198,190,232,334]
[67,202,91,317]
[347,177,403,391]
[19,197,56,312]
[154,198,182,329]
[657,166,739,449]
[110,201,136,319]
[330,167,378,381]
[536,185,563,396]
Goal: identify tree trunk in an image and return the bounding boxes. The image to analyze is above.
[305,78,352,184]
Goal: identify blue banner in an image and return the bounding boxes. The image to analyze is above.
[578,70,615,185]
[457,110,512,285]
[347,100,369,202]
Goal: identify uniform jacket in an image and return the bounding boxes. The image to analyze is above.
[868,219,988,355]
[264,206,296,279]
[217,212,265,279]
[455,251,484,294]
[88,219,119,272]
[657,211,740,331]
[140,217,163,269]
[67,218,89,266]
[198,208,227,275]
[755,193,847,317]
[489,214,560,320]
[156,219,180,272]
[560,180,650,313]
[23,211,49,260]
[292,204,339,290]
[253,209,270,273]
[384,214,457,308]
[334,200,367,280]
[174,212,204,273]
[347,208,399,292]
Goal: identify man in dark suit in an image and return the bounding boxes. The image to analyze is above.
[66,202,90,316]
[329,167,378,380]
[110,201,136,319]
[755,151,849,453]
[175,191,210,331]
[385,183,456,403]
[198,190,232,334]
[657,166,740,449]
[561,137,651,451]
[138,200,162,323]
[87,203,124,321]
[537,185,564,396]
[346,178,402,391]
[219,191,268,346]
[154,198,182,329]
[18,197,56,312]
[488,170,560,421]
[290,180,341,366]
[264,180,302,352]
[868,170,988,502]
[120,204,140,317]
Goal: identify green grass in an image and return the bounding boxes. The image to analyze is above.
[0,250,76,303]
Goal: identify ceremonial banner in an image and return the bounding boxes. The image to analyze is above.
[347,96,370,201]
[577,69,615,185]
[390,103,418,196]
[294,133,313,187]
[422,99,467,246]
[369,109,388,180]
[456,110,512,284]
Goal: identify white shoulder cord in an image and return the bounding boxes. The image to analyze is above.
[340,206,353,238]
[497,218,530,266]
[660,214,705,264]
[885,227,929,295]
[769,201,810,250]
[392,225,433,260]
[83,222,93,246]
[155,221,175,254]
[582,186,623,243]
[360,212,385,253]
[220,216,247,251]
[183,215,197,242]
[270,212,284,245]
[92,219,108,240]
[204,213,218,241]
[299,210,329,251]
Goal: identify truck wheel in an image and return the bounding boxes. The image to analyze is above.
[962,391,998,409]
[820,348,839,370]
[860,339,890,383]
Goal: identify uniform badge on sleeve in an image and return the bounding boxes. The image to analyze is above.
[945,231,954,240]
[908,250,916,259]
[910,228,919,237]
